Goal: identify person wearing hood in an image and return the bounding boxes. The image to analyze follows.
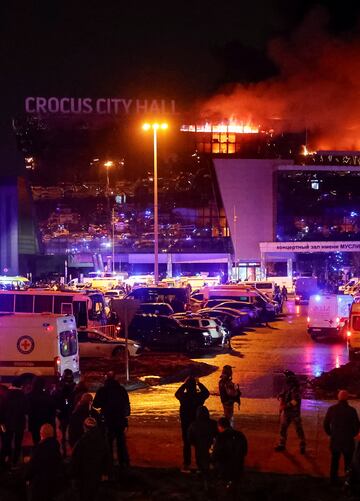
[323,389,360,484]
[0,378,27,467]
[175,376,210,472]
[92,371,130,468]
[275,370,306,454]
[218,365,241,425]
[188,405,217,488]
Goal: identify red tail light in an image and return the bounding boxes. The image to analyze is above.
[54,356,61,376]
[347,330,352,337]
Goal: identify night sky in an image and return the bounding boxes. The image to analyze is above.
[0,1,359,169]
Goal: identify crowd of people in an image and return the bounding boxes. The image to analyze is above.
[2,364,360,499]
[0,369,130,501]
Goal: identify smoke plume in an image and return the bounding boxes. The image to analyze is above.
[200,8,360,151]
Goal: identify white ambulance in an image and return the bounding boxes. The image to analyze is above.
[0,313,80,383]
[307,294,353,340]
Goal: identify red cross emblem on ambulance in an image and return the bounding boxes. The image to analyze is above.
[17,336,35,355]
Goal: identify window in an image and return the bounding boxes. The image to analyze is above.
[0,294,14,312]
[15,295,33,313]
[59,330,77,357]
[34,295,53,313]
[77,331,88,342]
[352,316,360,332]
[54,296,72,314]
[61,303,73,315]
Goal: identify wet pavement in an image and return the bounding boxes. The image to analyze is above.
[126,300,359,476]
[129,300,350,418]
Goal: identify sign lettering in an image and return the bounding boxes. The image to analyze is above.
[25,97,177,116]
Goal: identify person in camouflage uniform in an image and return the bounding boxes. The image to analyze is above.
[274,370,306,454]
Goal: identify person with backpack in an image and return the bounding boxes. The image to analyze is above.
[212,417,248,500]
[218,365,241,425]
[175,376,210,472]
[274,370,306,454]
[92,371,131,468]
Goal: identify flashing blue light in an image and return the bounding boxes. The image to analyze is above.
[315,295,321,302]
[351,211,358,217]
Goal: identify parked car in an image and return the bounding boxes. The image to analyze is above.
[128,314,211,353]
[197,307,250,334]
[104,289,126,300]
[77,329,142,358]
[139,302,174,316]
[204,300,260,324]
[172,313,224,344]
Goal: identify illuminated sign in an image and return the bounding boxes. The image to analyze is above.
[25,97,177,115]
[260,241,360,253]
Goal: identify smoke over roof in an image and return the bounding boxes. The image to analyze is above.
[199,7,360,151]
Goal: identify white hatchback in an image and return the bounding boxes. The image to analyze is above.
[77,329,142,358]
[173,315,224,344]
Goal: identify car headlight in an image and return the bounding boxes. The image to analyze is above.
[202,332,210,336]
[133,343,141,348]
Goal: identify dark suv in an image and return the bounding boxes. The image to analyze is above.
[128,314,211,353]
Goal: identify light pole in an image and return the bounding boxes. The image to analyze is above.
[142,122,168,285]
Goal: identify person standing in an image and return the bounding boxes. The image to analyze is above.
[274,370,306,454]
[71,417,111,501]
[281,285,288,302]
[0,378,27,468]
[218,365,241,425]
[212,417,248,501]
[27,376,56,446]
[323,389,360,484]
[25,423,64,501]
[53,369,76,457]
[188,405,217,490]
[175,376,210,472]
[93,371,131,468]
[68,393,94,449]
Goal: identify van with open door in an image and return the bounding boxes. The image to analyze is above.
[0,313,80,383]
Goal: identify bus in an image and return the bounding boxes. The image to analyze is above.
[0,289,116,337]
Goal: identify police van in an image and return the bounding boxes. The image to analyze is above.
[0,313,80,383]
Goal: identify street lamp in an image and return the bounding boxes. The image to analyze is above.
[103,160,114,196]
[142,122,168,285]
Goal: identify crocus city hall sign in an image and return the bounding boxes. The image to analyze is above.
[25,96,177,115]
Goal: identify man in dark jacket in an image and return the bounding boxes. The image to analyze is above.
[26,423,64,501]
[188,405,217,489]
[92,371,130,467]
[275,370,306,454]
[212,417,248,500]
[175,376,210,472]
[71,416,111,501]
[323,389,360,484]
[0,378,27,467]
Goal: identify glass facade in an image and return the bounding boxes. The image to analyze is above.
[276,170,360,242]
